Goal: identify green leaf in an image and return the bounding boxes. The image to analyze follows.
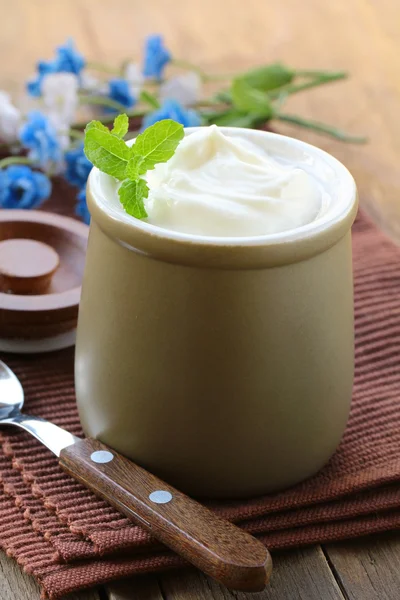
[126,155,146,179]
[212,90,232,104]
[111,114,129,138]
[241,63,294,91]
[140,90,161,109]
[132,119,185,170]
[84,126,130,180]
[118,178,149,218]
[208,109,266,128]
[231,79,275,118]
[85,120,109,133]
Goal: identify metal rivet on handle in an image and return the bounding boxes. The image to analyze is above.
[149,490,173,504]
[90,450,114,464]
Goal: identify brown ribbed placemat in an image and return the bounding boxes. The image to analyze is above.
[1,211,400,599]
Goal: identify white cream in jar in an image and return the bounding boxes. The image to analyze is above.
[141,125,327,237]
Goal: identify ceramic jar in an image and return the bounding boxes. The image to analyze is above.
[75,128,357,498]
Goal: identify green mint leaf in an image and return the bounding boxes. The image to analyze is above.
[132,119,184,171]
[111,114,129,138]
[85,120,109,133]
[241,64,294,92]
[118,178,149,219]
[84,125,130,180]
[140,90,161,109]
[126,155,146,179]
[231,78,275,118]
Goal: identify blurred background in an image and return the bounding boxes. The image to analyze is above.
[1,0,399,238]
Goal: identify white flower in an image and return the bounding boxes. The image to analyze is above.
[80,71,101,93]
[42,73,79,132]
[0,92,21,143]
[124,62,144,98]
[159,72,201,107]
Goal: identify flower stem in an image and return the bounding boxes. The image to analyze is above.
[78,93,128,113]
[72,108,147,130]
[60,128,85,142]
[78,93,126,112]
[140,90,160,109]
[194,100,225,110]
[0,156,35,169]
[276,113,367,143]
[296,69,347,79]
[269,72,347,99]
[86,60,121,75]
[69,129,85,140]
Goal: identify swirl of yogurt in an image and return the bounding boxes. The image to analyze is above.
[144,125,324,237]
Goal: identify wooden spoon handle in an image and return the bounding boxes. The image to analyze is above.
[59,438,272,592]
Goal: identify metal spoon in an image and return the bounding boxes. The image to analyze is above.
[0,360,272,591]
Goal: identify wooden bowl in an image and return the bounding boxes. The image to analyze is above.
[0,210,88,353]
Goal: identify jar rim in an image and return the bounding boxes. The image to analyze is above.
[87,128,358,269]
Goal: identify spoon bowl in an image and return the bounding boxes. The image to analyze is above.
[0,360,25,419]
[0,359,78,455]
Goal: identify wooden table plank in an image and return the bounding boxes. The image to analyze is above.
[107,575,164,600]
[0,552,43,600]
[156,547,345,600]
[0,551,101,600]
[325,533,400,600]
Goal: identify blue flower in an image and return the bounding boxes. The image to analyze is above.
[27,78,43,97]
[65,143,92,188]
[107,79,135,112]
[64,143,92,224]
[75,186,90,224]
[143,35,171,80]
[65,143,92,224]
[27,61,58,96]
[27,38,85,97]
[141,99,202,129]
[54,38,85,74]
[19,111,62,168]
[0,165,51,209]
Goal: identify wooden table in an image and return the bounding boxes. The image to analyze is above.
[1,1,400,598]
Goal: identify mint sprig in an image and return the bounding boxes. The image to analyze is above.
[84,116,184,219]
[84,126,130,180]
[126,155,146,179]
[118,179,149,219]
[111,113,129,138]
[132,119,184,170]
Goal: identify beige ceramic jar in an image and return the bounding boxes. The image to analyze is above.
[75,128,358,499]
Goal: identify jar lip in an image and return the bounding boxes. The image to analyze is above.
[88,127,357,249]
